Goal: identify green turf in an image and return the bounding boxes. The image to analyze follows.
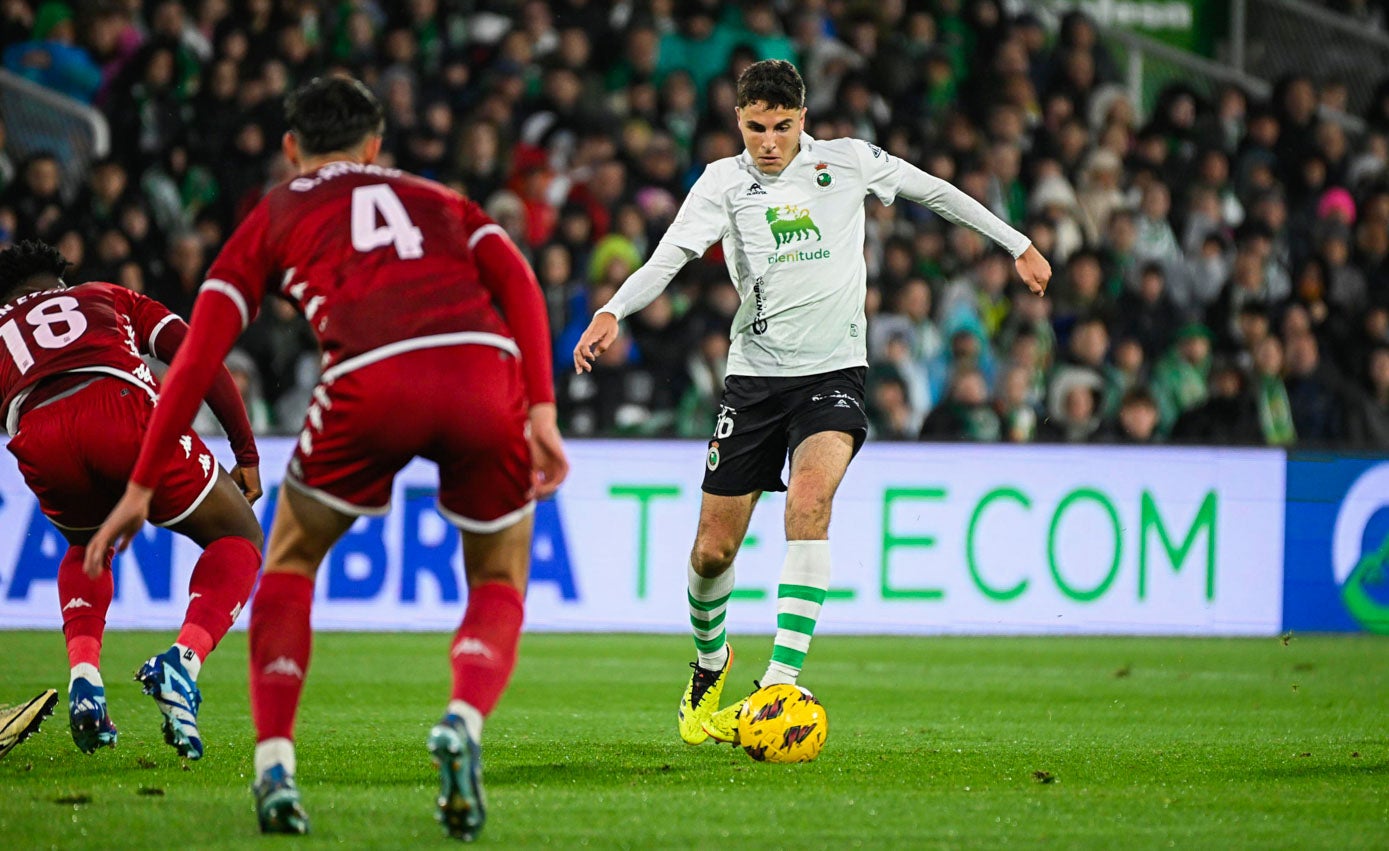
[1,631,1386,849]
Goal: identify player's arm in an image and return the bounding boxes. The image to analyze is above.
[134,294,261,490]
[85,204,272,573]
[895,161,1051,295]
[573,166,727,373]
[573,242,696,373]
[857,141,1050,295]
[463,202,569,497]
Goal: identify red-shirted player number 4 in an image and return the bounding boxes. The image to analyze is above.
[351,184,423,259]
[0,295,89,374]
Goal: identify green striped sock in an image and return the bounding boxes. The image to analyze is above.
[763,540,831,686]
[688,562,734,670]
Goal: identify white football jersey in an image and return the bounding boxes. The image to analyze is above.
[664,134,904,378]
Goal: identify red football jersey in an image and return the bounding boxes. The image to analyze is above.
[0,282,174,435]
[130,160,552,490]
[206,162,522,377]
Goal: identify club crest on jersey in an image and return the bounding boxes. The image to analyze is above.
[814,163,834,189]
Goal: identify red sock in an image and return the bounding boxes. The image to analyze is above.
[177,536,261,660]
[59,546,113,669]
[248,572,314,742]
[448,582,525,716]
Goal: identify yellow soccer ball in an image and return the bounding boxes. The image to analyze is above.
[736,683,828,763]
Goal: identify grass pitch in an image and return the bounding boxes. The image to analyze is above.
[0,631,1386,849]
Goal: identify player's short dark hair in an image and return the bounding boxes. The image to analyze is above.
[285,76,385,157]
[736,59,805,110]
[0,240,68,302]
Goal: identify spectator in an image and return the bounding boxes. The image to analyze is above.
[1106,336,1148,418]
[1151,322,1213,433]
[1284,331,1347,444]
[919,367,1000,442]
[1103,386,1163,444]
[1039,369,1104,443]
[1050,249,1114,341]
[1,153,66,243]
[866,372,918,442]
[150,231,205,319]
[239,296,317,414]
[557,321,664,436]
[194,349,272,435]
[995,364,1039,443]
[1171,358,1262,444]
[1076,148,1124,244]
[1115,262,1183,360]
[2,1,101,102]
[1349,346,1389,447]
[0,0,1383,445]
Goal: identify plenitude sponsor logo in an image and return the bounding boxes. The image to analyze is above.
[768,247,832,265]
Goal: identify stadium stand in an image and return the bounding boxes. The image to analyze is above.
[1,0,1387,448]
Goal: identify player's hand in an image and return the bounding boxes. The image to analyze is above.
[1016,244,1052,296]
[232,465,263,505]
[527,403,569,498]
[573,312,618,374]
[84,484,154,578]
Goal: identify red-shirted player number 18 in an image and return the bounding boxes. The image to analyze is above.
[351,184,424,259]
[0,295,89,374]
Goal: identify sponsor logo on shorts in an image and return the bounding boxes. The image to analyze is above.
[812,391,863,413]
[179,435,192,458]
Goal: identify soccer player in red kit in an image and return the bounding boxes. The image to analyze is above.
[89,77,568,839]
[0,240,264,760]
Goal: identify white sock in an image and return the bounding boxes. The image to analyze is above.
[69,662,102,689]
[762,540,831,686]
[173,643,203,680]
[255,737,297,777]
[688,561,735,670]
[447,700,484,742]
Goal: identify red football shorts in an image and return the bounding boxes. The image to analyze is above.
[286,342,533,532]
[8,377,219,530]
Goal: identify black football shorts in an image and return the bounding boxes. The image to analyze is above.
[701,367,868,496]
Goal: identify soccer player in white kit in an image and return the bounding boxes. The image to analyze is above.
[574,60,1051,745]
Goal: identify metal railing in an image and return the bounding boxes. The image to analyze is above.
[0,69,110,201]
[1232,0,1389,119]
[1028,1,1366,135]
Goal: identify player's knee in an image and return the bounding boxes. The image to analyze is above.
[690,538,737,576]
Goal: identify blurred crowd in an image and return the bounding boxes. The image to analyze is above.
[2,0,1389,448]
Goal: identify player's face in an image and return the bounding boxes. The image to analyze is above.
[736,102,806,175]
